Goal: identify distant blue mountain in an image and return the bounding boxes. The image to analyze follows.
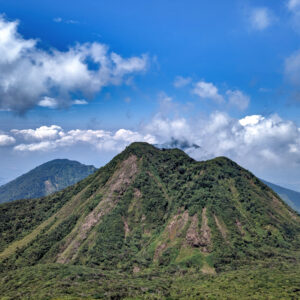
[262,180,300,213]
[0,159,97,204]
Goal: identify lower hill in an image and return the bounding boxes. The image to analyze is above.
[0,159,97,204]
[0,142,300,299]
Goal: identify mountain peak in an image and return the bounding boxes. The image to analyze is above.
[1,145,300,278]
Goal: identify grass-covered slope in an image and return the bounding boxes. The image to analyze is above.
[0,159,97,204]
[1,142,300,298]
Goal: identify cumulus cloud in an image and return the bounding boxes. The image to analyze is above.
[8,112,300,169]
[143,113,300,171]
[192,81,250,110]
[0,134,15,146]
[249,7,273,30]
[11,125,156,152]
[192,81,224,103]
[11,125,63,141]
[0,16,147,113]
[173,76,192,88]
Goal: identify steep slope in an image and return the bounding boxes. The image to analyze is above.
[1,142,300,277]
[262,179,300,213]
[0,159,97,204]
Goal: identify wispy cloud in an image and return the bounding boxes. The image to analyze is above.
[284,50,300,85]
[192,80,250,110]
[173,76,192,88]
[53,17,79,24]
[249,7,273,31]
[286,0,300,33]
[226,90,250,111]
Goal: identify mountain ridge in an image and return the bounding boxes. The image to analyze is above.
[1,142,300,298]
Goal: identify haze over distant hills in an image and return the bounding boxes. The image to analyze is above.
[0,159,97,204]
[261,179,300,213]
[1,143,300,298]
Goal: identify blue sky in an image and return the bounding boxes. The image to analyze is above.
[1,0,300,191]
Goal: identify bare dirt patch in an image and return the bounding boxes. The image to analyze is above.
[154,210,189,260]
[56,155,138,263]
[186,214,201,247]
[167,210,189,241]
[198,207,212,253]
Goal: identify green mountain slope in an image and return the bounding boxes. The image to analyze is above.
[0,159,97,204]
[1,142,300,299]
[262,179,300,213]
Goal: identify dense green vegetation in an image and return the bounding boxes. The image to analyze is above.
[0,159,97,204]
[1,261,300,299]
[1,142,300,299]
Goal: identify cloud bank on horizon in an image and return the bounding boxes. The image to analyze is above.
[2,111,300,173]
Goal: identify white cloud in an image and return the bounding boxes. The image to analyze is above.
[249,7,273,30]
[0,16,148,113]
[226,90,250,110]
[173,76,192,88]
[4,111,300,191]
[192,81,224,103]
[11,125,63,141]
[239,115,264,126]
[142,112,300,170]
[38,97,58,108]
[11,125,156,152]
[0,134,15,146]
[72,99,88,105]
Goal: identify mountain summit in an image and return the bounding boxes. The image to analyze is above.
[1,142,300,298]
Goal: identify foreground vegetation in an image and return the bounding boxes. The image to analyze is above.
[1,261,300,299]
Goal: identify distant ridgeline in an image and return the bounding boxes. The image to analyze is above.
[0,143,300,299]
[262,179,300,213]
[0,159,97,203]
